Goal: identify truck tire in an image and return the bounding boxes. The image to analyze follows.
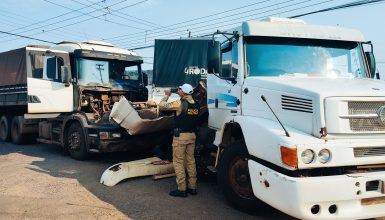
[66,122,89,160]
[11,116,27,145]
[217,141,261,211]
[0,115,11,142]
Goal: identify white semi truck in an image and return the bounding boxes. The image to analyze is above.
[0,41,170,160]
[93,17,384,218]
[131,18,384,219]
[203,18,385,219]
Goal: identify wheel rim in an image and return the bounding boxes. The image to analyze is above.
[68,130,81,151]
[228,156,254,199]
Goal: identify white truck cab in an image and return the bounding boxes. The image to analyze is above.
[0,40,168,160]
[208,18,385,219]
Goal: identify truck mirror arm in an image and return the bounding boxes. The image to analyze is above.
[210,30,239,43]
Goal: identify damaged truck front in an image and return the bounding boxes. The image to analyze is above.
[0,41,169,160]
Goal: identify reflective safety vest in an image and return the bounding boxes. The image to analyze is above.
[174,99,200,132]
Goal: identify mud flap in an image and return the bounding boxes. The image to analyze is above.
[100,157,174,186]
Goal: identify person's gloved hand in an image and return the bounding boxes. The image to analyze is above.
[147,99,158,107]
[164,89,172,96]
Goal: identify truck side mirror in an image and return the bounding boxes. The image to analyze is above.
[142,72,148,86]
[61,65,72,87]
[207,41,221,74]
[365,51,376,78]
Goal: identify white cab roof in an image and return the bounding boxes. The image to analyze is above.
[242,18,365,42]
[50,41,139,56]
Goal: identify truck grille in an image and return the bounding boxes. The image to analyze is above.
[348,101,385,115]
[349,118,385,132]
[348,101,385,132]
[354,147,385,157]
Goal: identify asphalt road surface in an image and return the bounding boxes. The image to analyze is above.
[0,140,296,220]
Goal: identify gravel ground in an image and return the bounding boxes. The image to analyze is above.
[2,141,384,220]
[0,141,293,220]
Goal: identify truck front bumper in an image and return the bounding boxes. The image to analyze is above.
[249,160,385,219]
[87,128,171,152]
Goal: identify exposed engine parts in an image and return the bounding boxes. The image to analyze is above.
[80,90,157,122]
[81,92,119,121]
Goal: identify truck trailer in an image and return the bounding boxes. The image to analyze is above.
[0,41,170,160]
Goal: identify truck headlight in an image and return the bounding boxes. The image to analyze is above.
[99,132,121,139]
[99,132,109,140]
[318,149,331,163]
[111,132,121,138]
[301,149,315,164]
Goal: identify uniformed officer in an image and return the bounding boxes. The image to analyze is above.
[159,83,200,197]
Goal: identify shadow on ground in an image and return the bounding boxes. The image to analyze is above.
[0,141,294,220]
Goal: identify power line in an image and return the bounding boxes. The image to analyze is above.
[3,0,146,40]
[290,0,385,18]
[0,30,56,44]
[124,0,333,49]
[42,0,149,30]
[0,0,149,44]
[126,0,383,51]
[103,0,272,42]
[73,0,162,29]
[113,0,309,46]
[0,0,106,40]
[126,0,325,50]
[1,0,381,52]
[112,0,286,44]
[0,8,100,41]
[130,0,384,49]
[123,0,385,49]
[130,45,155,50]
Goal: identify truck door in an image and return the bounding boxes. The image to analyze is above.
[27,50,73,113]
[208,40,241,129]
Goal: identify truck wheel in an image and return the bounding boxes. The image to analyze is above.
[0,115,11,142]
[11,116,26,145]
[66,122,88,160]
[217,141,261,211]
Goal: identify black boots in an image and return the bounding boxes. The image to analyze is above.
[169,188,197,197]
[169,189,187,197]
[187,188,197,195]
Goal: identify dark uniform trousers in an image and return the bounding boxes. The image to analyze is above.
[172,132,197,191]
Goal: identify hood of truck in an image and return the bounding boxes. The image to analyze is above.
[245,77,385,97]
[243,76,385,138]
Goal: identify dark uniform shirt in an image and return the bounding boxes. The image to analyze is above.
[159,95,199,132]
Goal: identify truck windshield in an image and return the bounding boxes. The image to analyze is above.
[77,58,142,89]
[245,37,368,78]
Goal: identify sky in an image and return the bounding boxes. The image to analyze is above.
[0,0,384,75]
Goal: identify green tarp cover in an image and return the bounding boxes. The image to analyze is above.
[153,39,212,87]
